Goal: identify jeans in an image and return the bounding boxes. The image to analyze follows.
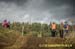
[51,29,56,37]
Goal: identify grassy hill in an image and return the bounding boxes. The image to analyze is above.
[0,28,75,49]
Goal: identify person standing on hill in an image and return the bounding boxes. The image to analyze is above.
[59,22,64,38]
[51,22,57,37]
[2,20,10,28]
[64,22,69,33]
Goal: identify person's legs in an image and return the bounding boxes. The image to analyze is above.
[51,30,53,37]
[7,25,10,29]
[60,30,64,38]
[51,30,54,37]
[66,30,68,33]
[52,30,56,37]
[60,30,62,37]
[54,30,56,37]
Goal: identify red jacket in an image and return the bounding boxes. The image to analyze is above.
[2,21,9,28]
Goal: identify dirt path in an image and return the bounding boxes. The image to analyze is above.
[65,31,75,38]
[3,31,75,49]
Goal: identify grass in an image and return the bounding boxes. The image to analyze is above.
[0,28,75,49]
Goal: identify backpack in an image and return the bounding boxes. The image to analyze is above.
[64,25,67,28]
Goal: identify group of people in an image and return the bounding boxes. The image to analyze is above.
[1,19,70,38]
[50,22,69,38]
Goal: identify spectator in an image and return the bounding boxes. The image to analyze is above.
[64,22,69,33]
[59,22,64,38]
[51,22,57,37]
[2,20,10,28]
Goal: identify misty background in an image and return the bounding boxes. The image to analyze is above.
[0,0,74,24]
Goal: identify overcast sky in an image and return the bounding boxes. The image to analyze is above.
[0,0,74,24]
